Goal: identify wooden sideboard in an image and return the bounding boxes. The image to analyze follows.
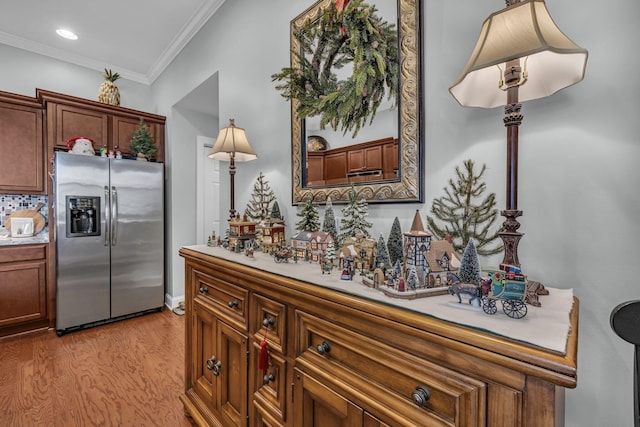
[180,246,578,427]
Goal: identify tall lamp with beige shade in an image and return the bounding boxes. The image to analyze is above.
[208,119,258,222]
[450,0,588,267]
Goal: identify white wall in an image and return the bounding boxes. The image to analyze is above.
[0,0,638,425]
[0,44,154,110]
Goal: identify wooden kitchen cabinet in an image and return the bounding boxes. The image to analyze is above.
[0,244,48,337]
[180,247,579,427]
[347,145,382,174]
[37,89,165,162]
[0,91,45,194]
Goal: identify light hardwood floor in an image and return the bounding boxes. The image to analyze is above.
[0,309,195,427]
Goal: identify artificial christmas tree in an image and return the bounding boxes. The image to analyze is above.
[129,118,157,160]
[322,197,338,239]
[387,217,403,266]
[246,172,277,222]
[427,159,502,256]
[296,197,320,232]
[374,233,391,271]
[458,239,482,285]
[338,186,372,245]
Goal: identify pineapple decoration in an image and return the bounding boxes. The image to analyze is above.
[98,69,121,106]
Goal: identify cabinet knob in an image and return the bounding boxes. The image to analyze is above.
[317,341,331,355]
[263,373,275,385]
[228,299,239,308]
[411,385,431,407]
[262,316,275,328]
[199,286,208,294]
[206,356,222,376]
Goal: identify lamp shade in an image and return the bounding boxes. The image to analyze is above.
[208,119,258,162]
[449,0,588,108]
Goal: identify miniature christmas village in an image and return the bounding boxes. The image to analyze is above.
[208,164,549,319]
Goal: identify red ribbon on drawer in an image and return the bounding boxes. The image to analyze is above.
[259,328,269,371]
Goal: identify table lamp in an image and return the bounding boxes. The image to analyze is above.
[449,0,588,267]
[209,119,258,221]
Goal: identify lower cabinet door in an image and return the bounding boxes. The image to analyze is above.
[0,259,47,328]
[192,303,217,414]
[293,368,363,427]
[217,319,249,427]
[192,300,249,427]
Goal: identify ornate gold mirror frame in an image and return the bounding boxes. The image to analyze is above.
[289,0,423,204]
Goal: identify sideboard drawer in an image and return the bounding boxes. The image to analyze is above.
[193,269,248,330]
[295,310,487,427]
[251,293,287,355]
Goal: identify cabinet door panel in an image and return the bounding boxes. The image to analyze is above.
[112,115,164,161]
[0,261,46,326]
[54,104,109,151]
[294,368,363,427]
[218,320,249,427]
[192,302,217,412]
[0,102,44,193]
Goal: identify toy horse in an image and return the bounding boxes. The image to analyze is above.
[447,272,483,305]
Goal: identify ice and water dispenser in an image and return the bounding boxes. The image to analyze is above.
[66,196,100,237]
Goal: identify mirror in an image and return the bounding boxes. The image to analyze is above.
[284,0,423,204]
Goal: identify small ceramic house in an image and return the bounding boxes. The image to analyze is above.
[257,216,286,253]
[309,231,334,262]
[290,230,314,260]
[228,214,256,250]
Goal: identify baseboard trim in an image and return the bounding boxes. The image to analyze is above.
[165,293,185,310]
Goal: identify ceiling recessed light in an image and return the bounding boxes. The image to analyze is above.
[56,29,78,40]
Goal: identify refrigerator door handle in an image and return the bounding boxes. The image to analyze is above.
[104,186,110,246]
[111,186,118,246]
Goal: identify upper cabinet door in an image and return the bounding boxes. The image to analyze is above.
[38,89,166,163]
[0,94,45,194]
[52,103,109,151]
[112,115,165,162]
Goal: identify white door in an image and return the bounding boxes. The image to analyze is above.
[196,136,220,245]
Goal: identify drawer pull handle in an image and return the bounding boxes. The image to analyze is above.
[199,286,208,293]
[262,317,275,328]
[228,299,239,308]
[411,385,431,407]
[206,356,222,376]
[317,341,331,355]
[263,373,275,385]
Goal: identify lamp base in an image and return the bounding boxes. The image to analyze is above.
[500,209,523,267]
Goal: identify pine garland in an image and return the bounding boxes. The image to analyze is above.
[272,0,398,137]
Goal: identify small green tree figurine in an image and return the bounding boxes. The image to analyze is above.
[338,186,372,245]
[296,197,320,232]
[374,233,391,271]
[129,117,157,160]
[458,239,482,285]
[387,217,403,266]
[322,197,338,239]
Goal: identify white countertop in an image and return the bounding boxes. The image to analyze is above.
[0,230,49,246]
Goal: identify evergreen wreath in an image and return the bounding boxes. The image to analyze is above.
[272,0,398,137]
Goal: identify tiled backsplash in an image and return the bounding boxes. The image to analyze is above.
[0,195,49,230]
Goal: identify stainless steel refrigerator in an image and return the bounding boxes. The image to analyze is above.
[55,152,164,334]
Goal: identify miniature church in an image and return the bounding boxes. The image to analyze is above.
[382,210,460,299]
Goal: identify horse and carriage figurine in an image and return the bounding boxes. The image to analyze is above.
[449,263,529,319]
